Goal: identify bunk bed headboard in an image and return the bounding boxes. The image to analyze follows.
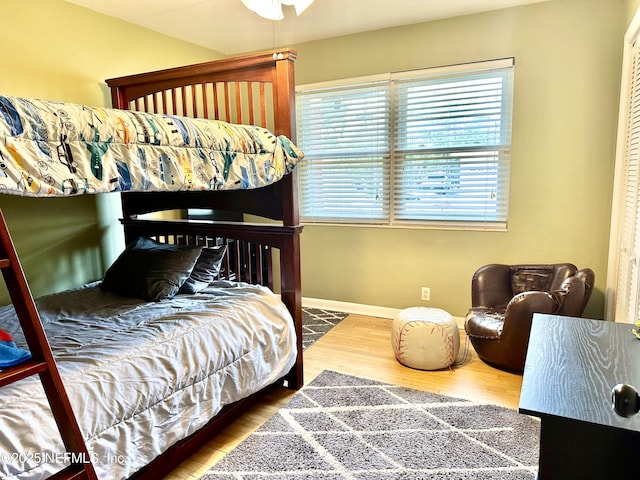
[105,48,299,226]
[105,49,302,389]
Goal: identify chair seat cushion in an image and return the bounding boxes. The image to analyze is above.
[465,308,505,340]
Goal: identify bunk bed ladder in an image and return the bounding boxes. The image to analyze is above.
[0,210,97,480]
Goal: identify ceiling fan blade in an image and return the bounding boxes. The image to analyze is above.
[243,0,284,20]
[280,0,314,16]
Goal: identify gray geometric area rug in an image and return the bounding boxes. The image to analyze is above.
[200,370,540,480]
[302,307,350,350]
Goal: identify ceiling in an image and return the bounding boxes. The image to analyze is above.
[64,0,549,56]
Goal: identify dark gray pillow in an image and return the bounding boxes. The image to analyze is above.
[179,245,227,294]
[101,236,203,301]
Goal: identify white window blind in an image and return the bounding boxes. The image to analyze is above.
[296,59,514,228]
[296,77,391,222]
[611,39,640,323]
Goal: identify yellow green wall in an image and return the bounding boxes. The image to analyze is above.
[0,0,631,321]
[0,0,222,303]
[629,0,640,23]
[292,0,627,319]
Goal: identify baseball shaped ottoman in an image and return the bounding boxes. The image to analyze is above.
[391,307,460,370]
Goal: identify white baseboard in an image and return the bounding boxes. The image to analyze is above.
[302,297,400,319]
[302,297,465,328]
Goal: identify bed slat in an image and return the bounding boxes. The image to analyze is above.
[148,230,273,289]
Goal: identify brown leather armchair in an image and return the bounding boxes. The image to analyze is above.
[464,263,595,373]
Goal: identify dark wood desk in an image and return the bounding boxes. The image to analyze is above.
[519,313,640,479]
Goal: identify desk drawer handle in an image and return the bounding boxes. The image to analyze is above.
[611,383,640,417]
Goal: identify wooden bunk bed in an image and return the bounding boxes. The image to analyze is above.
[0,49,303,480]
[106,48,303,389]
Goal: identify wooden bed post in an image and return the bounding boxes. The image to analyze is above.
[281,232,302,389]
[273,50,302,388]
[273,50,297,140]
[273,50,300,228]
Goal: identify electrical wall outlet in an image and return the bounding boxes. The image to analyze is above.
[421,287,431,301]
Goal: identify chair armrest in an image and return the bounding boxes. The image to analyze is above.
[555,276,587,316]
[502,291,556,343]
[576,268,595,312]
[471,264,513,308]
[503,291,557,327]
[500,291,556,368]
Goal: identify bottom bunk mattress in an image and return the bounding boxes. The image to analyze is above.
[0,280,297,480]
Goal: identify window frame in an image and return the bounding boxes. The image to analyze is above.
[295,58,515,230]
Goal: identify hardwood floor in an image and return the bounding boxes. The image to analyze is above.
[162,313,524,479]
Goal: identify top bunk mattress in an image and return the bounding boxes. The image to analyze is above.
[0,95,303,197]
[0,280,297,480]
